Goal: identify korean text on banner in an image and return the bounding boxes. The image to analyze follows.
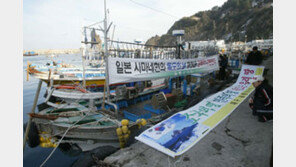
[135,65,265,157]
[107,56,219,84]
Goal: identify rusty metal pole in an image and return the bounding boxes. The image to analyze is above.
[26,61,30,81]
[23,79,42,150]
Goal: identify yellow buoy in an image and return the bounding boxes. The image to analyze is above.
[119,142,125,148]
[124,134,129,140]
[141,119,147,126]
[136,119,140,124]
[40,143,47,147]
[39,136,46,142]
[119,138,125,143]
[122,126,128,134]
[40,142,52,148]
[121,119,129,126]
[136,119,142,129]
[116,128,123,136]
[118,135,124,140]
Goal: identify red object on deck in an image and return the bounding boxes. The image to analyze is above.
[165,93,174,98]
[55,85,88,93]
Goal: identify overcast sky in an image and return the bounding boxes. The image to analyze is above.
[23,0,227,50]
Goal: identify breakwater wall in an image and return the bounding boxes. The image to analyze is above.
[23,49,81,55]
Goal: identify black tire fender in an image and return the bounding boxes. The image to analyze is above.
[27,122,40,148]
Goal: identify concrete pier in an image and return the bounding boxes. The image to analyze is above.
[102,56,273,167]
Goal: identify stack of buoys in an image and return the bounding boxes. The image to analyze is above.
[39,132,57,148]
[116,119,131,148]
[136,118,147,129]
[116,119,147,148]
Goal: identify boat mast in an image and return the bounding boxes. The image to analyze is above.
[104,0,110,102]
[82,27,87,89]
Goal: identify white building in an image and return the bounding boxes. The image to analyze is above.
[247,39,273,50]
[185,40,226,50]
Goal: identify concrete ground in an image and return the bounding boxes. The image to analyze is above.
[103,57,273,167]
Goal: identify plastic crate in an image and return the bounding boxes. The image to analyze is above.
[160,88,171,94]
[144,104,166,114]
[97,100,128,110]
[141,94,152,101]
[117,100,128,108]
[123,110,151,122]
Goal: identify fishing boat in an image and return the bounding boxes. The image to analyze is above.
[23,51,38,56]
[26,30,106,87]
[28,104,123,151]
[27,63,107,86]
[27,77,183,151]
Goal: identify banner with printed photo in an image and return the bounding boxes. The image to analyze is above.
[107,56,219,84]
[135,65,265,157]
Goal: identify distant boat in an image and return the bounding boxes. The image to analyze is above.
[23,51,38,56]
[27,61,107,87]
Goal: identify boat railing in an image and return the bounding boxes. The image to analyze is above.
[107,40,217,60]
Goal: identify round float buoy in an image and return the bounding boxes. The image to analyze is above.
[121,119,129,126]
[141,119,147,126]
[116,128,123,136]
[121,126,128,134]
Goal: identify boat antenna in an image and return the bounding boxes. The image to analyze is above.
[104,0,111,102]
[82,27,87,88]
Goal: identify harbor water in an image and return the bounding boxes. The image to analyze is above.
[23,54,84,167]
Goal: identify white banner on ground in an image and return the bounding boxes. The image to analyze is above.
[107,56,219,84]
[135,65,265,157]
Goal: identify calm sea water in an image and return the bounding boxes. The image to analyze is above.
[23,54,84,167]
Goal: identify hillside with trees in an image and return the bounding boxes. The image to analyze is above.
[146,0,273,46]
